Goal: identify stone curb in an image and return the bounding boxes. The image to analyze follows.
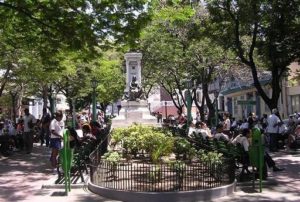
[88,179,236,202]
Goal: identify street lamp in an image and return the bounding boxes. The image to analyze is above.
[91,78,98,122]
[51,92,56,116]
[214,91,219,126]
[164,101,168,119]
[186,79,193,125]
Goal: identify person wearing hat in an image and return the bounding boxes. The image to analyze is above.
[266,109,281,152]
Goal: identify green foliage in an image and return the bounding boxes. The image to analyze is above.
[139,3,231,118]
[0,0,149,108]
[174,137,192,156]
[171,160,186,172]
[149,165,162,183]
[198,149,223,164]
[173,137,198,161]
[205,0,300,110]
[93,50,125,109]
[110,124,174,163]
[103,151,121,166]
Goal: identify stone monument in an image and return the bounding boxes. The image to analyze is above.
[125,53,142,93]
[112,52,157,128]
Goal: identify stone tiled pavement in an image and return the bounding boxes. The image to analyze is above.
[1,144,300,202]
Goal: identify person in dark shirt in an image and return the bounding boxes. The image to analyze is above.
[40,108,51,147]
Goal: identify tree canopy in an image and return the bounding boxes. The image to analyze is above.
[205,0,300,110]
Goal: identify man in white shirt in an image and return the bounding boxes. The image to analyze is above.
[49,111,65,170]
[266,109,281,152]
[23,108,36,154]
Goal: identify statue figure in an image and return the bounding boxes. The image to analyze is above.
[128,76,143,101]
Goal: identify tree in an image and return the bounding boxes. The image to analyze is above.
[0,0,151,105]
[186,38,233,123]
[0,1,151,50]
[206,0,300,110]
[93,50,125,114]
[140,4,200,113]
[140,2,232,122]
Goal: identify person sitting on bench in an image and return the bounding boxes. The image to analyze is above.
[232,128,284,179]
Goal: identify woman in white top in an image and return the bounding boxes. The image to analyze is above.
[49,111,65,169]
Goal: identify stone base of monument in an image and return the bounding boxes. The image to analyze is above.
[112,100,158,128]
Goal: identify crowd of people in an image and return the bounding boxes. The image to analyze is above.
[161,108,300,153]
[161,109,300,180]
[0,108,109,174]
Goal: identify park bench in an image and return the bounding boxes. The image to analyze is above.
[57,138,97,183]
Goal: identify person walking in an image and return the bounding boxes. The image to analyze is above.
[23,108,36,154]
[117,100,122,116]
[49,111,65,172]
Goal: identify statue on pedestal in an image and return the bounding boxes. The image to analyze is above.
[128,76,143,101]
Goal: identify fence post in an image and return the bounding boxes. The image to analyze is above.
[61,129,72,195]
[249,128,264,192]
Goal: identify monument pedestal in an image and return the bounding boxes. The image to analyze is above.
[112,100,158,128]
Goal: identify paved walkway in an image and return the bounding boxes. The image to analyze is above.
[0,144,300,202]
[0,144,118,202]
[213,151,300,202]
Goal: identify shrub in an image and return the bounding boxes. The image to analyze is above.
[198,149,223,164]
[103,151,121,165]
[110,124,174,163]
[173,137,192,159]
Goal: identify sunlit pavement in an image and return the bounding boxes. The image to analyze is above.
[0,144,118,202]
[213,151,300,202]
[1,144,300,202]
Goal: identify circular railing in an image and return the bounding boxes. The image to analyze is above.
[89,156,235,192]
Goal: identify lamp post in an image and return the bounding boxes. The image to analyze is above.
[214,91,219,126]
[186,79,193,125]
[72,99,76,128]
[164,101,168,119]
[51,92,56,116]
[91,78,98,122]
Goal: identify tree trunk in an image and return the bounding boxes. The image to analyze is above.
[42,85,48,110]
[193,88,205,121]
[202,83,215,127]
[16,84,24,119]
[250,63,281,111]
[161,85,183,114]
[10,92,17,122]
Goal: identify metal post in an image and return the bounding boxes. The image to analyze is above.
[164,101,168,119]
[187,90,192,125]
[62,129,71,195]
[91,78,98,122]
[51,94,56,116]
[186,79,192,125]
[215,97,218,126]
[92,87,97,122]
[72,99,76,128]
